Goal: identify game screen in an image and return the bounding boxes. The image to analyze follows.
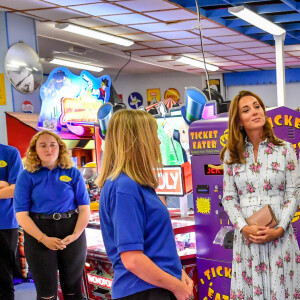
[156,103,216,166]
[156,111,185,166]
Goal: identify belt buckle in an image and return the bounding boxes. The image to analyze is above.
[53,213,61,220]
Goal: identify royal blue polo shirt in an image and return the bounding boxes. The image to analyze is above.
[14,167,90,214]
[0,144,23,229]
[100,173,182,299]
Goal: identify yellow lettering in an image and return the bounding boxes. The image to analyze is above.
[212,140,217,148]
[284,115,293,127]
[211,267,216,278]
[295,117,300,129]
[213,130,218,138]
[274,115,282,126]
[216,266,223,277]
[214,293,221,300]
[267,116,273,128]
[224,267,231,278]
[190,132,195,140]
[204,269,211,280]
[222,296,229,300]
[208,287,214,299]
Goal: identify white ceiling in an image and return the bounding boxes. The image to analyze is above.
[2,0,300,78]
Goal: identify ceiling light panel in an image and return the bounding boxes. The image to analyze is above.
[48,58,103,72]
[71,3,131,16]
[101,13,155,25]
[56,23,134,46]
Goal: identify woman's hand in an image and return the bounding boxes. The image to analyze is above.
[61,233,79,246]
[172,279,193,300]
[249,227,284,244]
[241,225,267,239]
[41,235,66,251]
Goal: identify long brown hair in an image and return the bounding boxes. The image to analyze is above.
[220,90,284,164]
[96,109,162,188]
[23,130,74,173]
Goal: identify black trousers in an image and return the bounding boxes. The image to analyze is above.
[0,228,18,300]
[115,288,177,300]
[24,213,86,300]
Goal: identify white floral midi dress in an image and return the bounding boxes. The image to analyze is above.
[222,140,300,300]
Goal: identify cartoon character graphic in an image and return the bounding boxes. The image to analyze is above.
[128,92,143,109]
[38,70,76,130]
[92,78,109,101]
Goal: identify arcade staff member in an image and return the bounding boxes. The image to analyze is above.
[0,144,23,300]
[97,110,193,300]
[14,131,90,300]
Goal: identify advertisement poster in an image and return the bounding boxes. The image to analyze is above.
[206,79,220,93]
[147,88,161,105]
[164,88,180,102]
[0,74,6,105]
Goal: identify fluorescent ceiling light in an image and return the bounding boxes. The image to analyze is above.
[228,6,286,35]
[172,56,219,71]
[55,23,134,47]
[47,58,103,72]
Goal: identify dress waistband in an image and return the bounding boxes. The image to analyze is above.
[239,195,283,208]
[30,209,78,221]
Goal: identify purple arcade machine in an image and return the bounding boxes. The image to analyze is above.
[189,106,300,300]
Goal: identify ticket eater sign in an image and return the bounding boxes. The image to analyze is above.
[155,166,184,196]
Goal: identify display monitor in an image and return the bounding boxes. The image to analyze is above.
[202,101,217,119]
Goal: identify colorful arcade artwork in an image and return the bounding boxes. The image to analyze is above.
[38,67,111,133]
[147,88,160,105]
[128,92,143,109]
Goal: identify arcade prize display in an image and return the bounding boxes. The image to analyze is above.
[189,106,300,300]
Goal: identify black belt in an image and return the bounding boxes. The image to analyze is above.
[30,209,78,221]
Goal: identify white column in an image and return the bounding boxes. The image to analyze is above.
[274,33,286,107]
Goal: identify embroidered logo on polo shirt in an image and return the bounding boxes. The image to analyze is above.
[59,175,72,182]
[0,160,7,168]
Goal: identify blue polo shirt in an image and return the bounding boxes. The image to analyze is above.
[0,144,23,229]
[14,167,90,214]
[100,173,182,299]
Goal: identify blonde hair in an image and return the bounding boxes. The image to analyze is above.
[220,90,284,164]
[96,109,162,188]
[23,130,74,173]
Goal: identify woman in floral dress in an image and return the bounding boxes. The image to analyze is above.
[220,91,300,300]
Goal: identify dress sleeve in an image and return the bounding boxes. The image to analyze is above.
[278,144,298,231]
[222,150,247,231]
[7,148,23,184]
[73,168,90,206]
[14,171,32,212]
[111,191,145,254]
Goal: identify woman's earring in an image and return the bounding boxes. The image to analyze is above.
[240,125,244,130]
